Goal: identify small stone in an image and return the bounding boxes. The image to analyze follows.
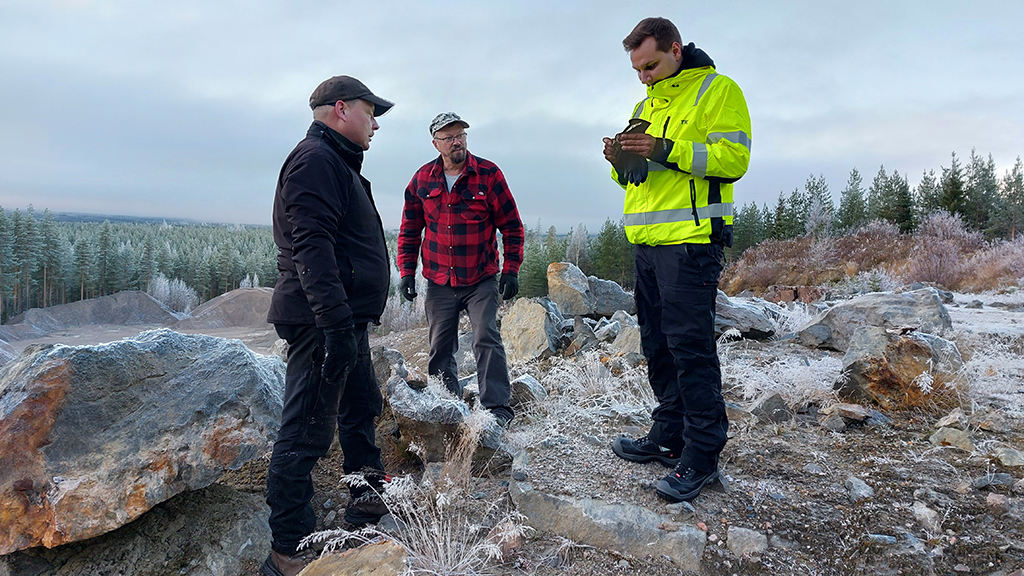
[727,526,768,557]
[929,427,975,452]
[819,413,846,432]
[996,447,1024,467]
[867,534,897,545]
[665,501,696,519]
[965,300,983,309]
[986,493,1010,513]
[935,407,966,429]
[954,564,970,572]
[973,473,1014,489]
[584,435,603,447]
[845,477,874,503]
[752,393,793,424]
[658,522,679,532]
[912,501,942,533]
[802,463,824,475]
[617,560,630,569]
[819,403,871,421]
[323,510,337,527]
[708,534,718,542]
[511,470,528,481]
[323,499,334,510]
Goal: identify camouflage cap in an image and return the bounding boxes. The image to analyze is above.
[429,112,469,136]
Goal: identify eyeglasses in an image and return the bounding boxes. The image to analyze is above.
[433,133,468,144]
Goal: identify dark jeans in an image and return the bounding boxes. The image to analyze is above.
[424,276,513,422]
[634,243,728,474]
[266,322,383,556]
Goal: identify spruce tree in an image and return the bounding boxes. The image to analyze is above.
[914,169,941,223]
[998,157,1024,240]
[889,171,915,232]
[866,165,890,222]
[939,152,968,220]
[836,168,867,232]
[964,149,999,236]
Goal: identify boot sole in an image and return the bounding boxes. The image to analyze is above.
[610,437,680,468]
[344,508,386,526]
[655,470,720,502]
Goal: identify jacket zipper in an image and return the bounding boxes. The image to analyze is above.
[690,180,700,226]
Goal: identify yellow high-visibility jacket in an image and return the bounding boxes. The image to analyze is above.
[612,49,752,247]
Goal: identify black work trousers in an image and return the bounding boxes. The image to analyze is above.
[424,275,513,422]
[266,322,383,556]
[634,242,728,474]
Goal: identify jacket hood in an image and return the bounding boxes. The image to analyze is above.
[308,121,364,172]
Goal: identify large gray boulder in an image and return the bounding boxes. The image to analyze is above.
[385,376,505,466]
[837,325,965,410]
[510,481,704,571]
[501,299,562,364]
[0,483,270,576]
[547,262,596,317]
[546,262,636,317]
[0,329,284,555]
[589,276,636,316]
[797,289,952,352]
[714,291,776,340]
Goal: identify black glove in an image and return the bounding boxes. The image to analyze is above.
[613,118,652,186]
[322,322,358,387]
[400,276,417,302]
[615,151,649,186]
[498,273,519,300]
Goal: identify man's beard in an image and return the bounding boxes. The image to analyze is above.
[450,148,467,163]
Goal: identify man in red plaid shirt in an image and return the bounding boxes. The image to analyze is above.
[397,112,524,426]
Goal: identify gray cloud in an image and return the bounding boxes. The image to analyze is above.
[1,0,1022,230]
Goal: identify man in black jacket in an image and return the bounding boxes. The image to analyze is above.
[263,75,394,576]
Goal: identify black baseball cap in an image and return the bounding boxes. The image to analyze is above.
[308,75,394,117]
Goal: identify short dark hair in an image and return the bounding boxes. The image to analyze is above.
[622,17,681,53]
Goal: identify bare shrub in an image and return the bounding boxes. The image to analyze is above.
[723,347,843,410]
[301,408,531,575]
[833,220,908,278]
[375,274,427,335]
[961,238,1024,292]
[831,268,901,296]
[903,212,985,289]
[955,331,1024,418]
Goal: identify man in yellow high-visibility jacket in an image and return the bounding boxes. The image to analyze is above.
[603,17,751,503]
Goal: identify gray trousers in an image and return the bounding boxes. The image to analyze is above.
[424,275,514,422]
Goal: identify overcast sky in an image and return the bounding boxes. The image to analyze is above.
[2,0,1022,232]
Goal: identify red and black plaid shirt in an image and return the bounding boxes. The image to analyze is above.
[397,153,524,287]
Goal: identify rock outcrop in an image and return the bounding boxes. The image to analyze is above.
[500,299,562,364]
[797,289,952,352]
[837,325,965,410]
[547,262,636,317]
[0,329,284,554]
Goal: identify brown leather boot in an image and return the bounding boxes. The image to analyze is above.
[261,549,314,576]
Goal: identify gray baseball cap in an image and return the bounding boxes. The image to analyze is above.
[309,75,394,117]
[429,112,469,136]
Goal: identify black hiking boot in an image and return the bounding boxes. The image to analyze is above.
[611,435,681,467]
[261,549,316,576]
[655,464,720,502]
[344,467,390,526]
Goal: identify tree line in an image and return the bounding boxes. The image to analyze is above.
[6,147,1019,321]
[0,208,277,322]
[731,150,1024,255]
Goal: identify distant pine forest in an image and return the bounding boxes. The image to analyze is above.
[2,149,1020,323]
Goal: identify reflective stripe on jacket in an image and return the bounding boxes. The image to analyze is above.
[613,57,751,246]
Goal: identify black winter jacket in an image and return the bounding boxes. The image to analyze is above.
[267,121,390,328]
